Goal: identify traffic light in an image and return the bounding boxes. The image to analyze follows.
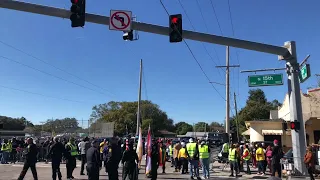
[70,0,86,27]
[282,121,288,131]
[169,14,182,43]
[290,121,300,131]
[123,30,134,41]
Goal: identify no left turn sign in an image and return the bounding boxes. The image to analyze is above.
[109,10,132,32]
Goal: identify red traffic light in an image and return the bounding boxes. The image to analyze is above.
[290,122,295,129]
[171,17,178,24]
[71,0,79,3]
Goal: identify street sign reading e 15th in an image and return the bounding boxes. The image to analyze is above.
[248,74,283,87]
[299,64,311,83]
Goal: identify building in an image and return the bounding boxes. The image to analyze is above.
[243,88,320,148]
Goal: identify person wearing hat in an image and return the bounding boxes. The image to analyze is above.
[86,139,102,180]
[17,138,38,180]
[65,137,78,180]
[47,137,65,180]
[271,139,283,178]
[178,142,188,174]
[199,140,210,179]
[186,138,200,179]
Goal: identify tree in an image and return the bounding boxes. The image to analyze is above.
[209,122,224,132]
[175,122,193,135]
[41,118,81,133]
[232,89,281,135]
[0,116,34,130]
[90,100,175,136]
[194,122,209,132]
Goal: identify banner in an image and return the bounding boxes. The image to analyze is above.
[136,127,143,168]
[145,125,152,175]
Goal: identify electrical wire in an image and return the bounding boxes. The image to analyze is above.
[0,40,115,96]
[227,0,241,100]
[160,0,225,101]
[0,85,85,103]
[209,0,223,36]
[192,0,224,78]
[0,55,110,96]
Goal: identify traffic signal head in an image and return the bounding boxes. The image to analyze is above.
[169,14,182,43]
[70,0,86,27]
[290,121,300,131]
[282,121,288,131]
[123,30,134,41]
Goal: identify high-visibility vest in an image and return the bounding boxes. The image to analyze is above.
[169,146,173,156]
[1,143,8,151]
[199,145,209,159]
[228,148,237,161]
[8,142,12,152]
[223,143,229,153]
[243,148,251,161]
[186,142,196,157]
[67,143,79,156]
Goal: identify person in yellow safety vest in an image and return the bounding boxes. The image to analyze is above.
[255,143,266,176]
[241,144,251,175]
[199,140,210,179]
[65,137,78,180]
[178,142,188,174]
[186,138,200,179]
[222,142,229,160]
[1,139,9,164]
[229,144,240,177]
[169,144,173,167]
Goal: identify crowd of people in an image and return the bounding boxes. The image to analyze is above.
[221,139,319,180]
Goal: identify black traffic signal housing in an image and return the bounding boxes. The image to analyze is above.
[70,0,86,27]
[123,30,134,41]
[290,120,301,131]
[282,121,288,131]
[169,14,182,43]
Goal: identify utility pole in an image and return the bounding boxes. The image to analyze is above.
[1,0,309,174]
[234,92,240,142]
[216,46,240,135]
[136,59,143,137]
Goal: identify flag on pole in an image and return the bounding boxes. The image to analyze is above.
[136,127,143,168]
[145,125,152,175]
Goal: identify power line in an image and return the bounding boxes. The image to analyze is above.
[209,0,223,36]
[0,85,85,103]
[0,40,115,96]
[160,0,225,101]
[178,0,224,81]
[0,55,110,96]
[227,0,241,99]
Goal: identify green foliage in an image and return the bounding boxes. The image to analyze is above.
[0,116,33,130]
[90,100,175,136]
[194,122,209,132]
[231,89,282,134]
[40,118,81,133]
[175,122,193,135]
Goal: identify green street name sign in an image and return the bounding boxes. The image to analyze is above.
[299,64,311,83]
[248,74,283,87]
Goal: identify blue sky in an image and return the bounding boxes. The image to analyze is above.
[0,0,319,126]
